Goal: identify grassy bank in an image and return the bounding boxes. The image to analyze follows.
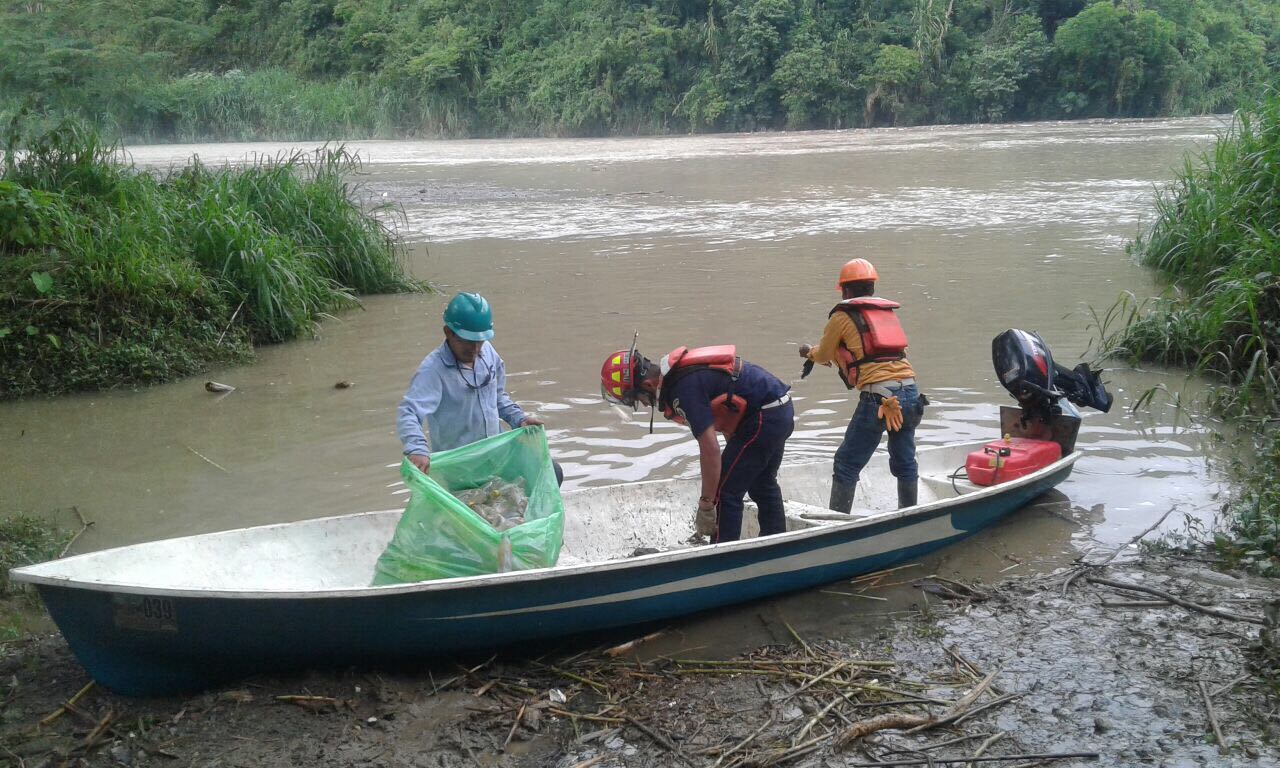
[0,117,421,398]
[0,515,69,641]
[1106,89,1280,572]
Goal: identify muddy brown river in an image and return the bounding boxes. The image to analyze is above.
[2,117,1231,649]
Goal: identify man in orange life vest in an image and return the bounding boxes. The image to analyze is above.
[798,258,925,512]
[600,344,794,543]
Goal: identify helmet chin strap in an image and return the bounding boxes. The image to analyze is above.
[627,349,658,434]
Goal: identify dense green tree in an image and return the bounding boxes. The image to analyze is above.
[861,44,924,125]
[2,0,1277,140]
[772,27,843,128]
[950,14,1051,122]
[1052,2,1181,116]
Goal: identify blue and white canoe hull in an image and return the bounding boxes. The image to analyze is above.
[11,441,1076,696]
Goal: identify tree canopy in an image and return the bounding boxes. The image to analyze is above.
[3,0,1278,141]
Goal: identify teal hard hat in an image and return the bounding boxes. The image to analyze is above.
[443,292,494,341]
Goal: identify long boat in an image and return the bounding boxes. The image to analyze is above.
[10,440,1076,696]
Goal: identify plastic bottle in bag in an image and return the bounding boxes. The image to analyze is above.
[496,534,515,573]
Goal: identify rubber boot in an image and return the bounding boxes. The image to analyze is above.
[829,479,856,514]
[897,477,918,509]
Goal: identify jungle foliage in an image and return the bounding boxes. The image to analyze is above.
[3,0,1279,141]
[0,117,419,398]
[1106,89,1280,571]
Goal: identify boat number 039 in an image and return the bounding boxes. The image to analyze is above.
[112,594,179,633]
[142,597,175,621]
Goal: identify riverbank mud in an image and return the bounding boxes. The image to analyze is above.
[2,555,1276,768]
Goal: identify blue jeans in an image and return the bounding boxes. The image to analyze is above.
[715,402,795,543]
[833,383,923,485]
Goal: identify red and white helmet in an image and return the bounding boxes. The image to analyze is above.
[600,348,640,407]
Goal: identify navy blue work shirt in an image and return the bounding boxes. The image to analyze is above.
[663,362,789,437]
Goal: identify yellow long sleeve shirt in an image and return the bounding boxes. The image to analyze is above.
[807,309,915,388]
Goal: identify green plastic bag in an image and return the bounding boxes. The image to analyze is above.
[372,426,564,585]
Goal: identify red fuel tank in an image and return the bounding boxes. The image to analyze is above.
[965,437,1062,486]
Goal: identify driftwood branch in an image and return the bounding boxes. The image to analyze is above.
[183,444,229,473]
[841,753,1099,766]
[624,716,695,766]
[39,681,96,726]
[884,732,996,755]
[1100,600,1170,608]
[80,708,116,750]
[59,506,94,558]
[217,301,245,345]
[1094,505,1180,567]
[921,576,990,601]
[905,667,1001,733]
[780,661,848,701]
[1198,680,1229,754]
[603,630,664,657]
[782,620,813,657]
[1086,576,1265,625]
[274,695,339,712]
[944,646,1006,696]
[1062,505,1181,595]
[836,711,935,746]
[966,731,1006,768]
[714,715,775,766]
[834,668,1001,749]
[502,701,527,750]
[952,693,1022,725]
[1060,565,1090,597]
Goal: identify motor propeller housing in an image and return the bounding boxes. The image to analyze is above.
[992,329,1113,425]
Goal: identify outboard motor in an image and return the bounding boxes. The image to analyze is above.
[966,330,1114,485]
[992,329,1062,424]
[992,329,1113,425]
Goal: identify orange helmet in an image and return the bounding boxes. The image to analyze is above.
[601,348,641,407]
[837,258,878,287]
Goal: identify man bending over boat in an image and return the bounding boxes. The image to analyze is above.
[599,343,794,543]
[397,292,563,484]
[797,258,924,512]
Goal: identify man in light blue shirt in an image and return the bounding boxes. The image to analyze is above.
[396,292,561,483]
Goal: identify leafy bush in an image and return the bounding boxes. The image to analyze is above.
[1218,428,1280,576]
[0,117,419,397]
[0,515,68,595]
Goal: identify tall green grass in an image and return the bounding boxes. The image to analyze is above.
[1105,90,1280,572]
[0,70,431,145]
[0,117,421,397]
[1109,93,1280,409]
[145,70,399,142]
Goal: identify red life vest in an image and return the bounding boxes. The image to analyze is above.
[830,298,909,390]
[658,345,748,435]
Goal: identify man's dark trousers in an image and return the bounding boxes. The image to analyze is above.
[714,402,795,543]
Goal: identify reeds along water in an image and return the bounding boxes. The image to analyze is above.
[1108,91,1280,412]
[0,118,420,398]
[1103,91,1280,569]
